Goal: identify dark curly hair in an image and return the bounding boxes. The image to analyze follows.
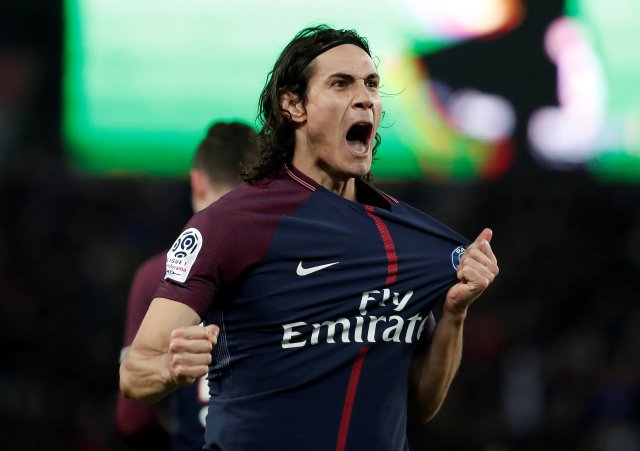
[242,25,381,183]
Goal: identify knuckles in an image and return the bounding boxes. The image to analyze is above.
[169,338,214,353]
[169,351,213,368]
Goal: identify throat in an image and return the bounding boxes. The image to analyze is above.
[331,179,357,201]
[314,169,357,200]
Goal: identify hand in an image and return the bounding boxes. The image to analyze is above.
[167,324,219,387]
[445,228,499,317]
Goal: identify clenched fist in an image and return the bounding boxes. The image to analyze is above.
[445,228,499,316]
[167,324,219,387]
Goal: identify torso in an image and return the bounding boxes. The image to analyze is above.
[156,165,468,451]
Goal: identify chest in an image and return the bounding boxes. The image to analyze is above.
[230,194,459,336]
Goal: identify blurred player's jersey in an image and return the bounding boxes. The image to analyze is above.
[157,164,469,451]
[120,253,207,451]
[169,376,208,451]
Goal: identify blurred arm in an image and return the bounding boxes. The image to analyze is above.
[115,255,170,441]
[115,394,170,450]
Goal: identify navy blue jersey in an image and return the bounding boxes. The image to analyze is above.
[156,165,469,451]
[169,376,209,451]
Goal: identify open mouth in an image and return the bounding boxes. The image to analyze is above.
[345,122,373,155]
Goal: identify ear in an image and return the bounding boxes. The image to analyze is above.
[279,91,306,123]
[190,168,207,201]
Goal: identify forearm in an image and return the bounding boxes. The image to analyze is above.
[408,308,466,422]
[119,345,177,404]
[119,297,207,403]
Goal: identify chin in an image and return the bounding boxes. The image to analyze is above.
[345,160,372,179]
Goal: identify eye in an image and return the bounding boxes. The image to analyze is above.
[332,80,346,88]
[366,79,379,89]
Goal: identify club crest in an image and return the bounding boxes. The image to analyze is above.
[451,245,466,270]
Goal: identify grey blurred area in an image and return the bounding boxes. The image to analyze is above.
[0,1,638,450]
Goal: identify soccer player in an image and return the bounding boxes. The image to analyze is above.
[120,25,499,451]
[116,121,258,451]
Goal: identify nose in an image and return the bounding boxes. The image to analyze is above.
[352,82,374,110]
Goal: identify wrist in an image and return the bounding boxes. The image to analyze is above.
[441,305,468,324]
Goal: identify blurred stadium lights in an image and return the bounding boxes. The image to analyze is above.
[401,0,524,39]
[528,17,606,166]
[449,89,516,142]
[529,0,640,177]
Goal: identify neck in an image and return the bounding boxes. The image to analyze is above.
[291,157,358,202]
[325,177,357,201]
[192,184,234,213]
[300,165,358,201]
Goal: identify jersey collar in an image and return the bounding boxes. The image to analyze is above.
[283,163,398,209]
[284,163,320,191]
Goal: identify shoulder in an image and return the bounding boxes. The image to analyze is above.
[193,178,314,230]
[166,178,316,281]
[129,252,167,295]
[221,178,314,210]
[135,252,167,279]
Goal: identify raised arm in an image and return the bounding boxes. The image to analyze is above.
[408,228,498,422]
[119,297,219,403]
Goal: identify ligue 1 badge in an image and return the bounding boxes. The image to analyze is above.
[165,228,203,283]
[171,228,201,258]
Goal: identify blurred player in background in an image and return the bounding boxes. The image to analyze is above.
[116,121,258,450]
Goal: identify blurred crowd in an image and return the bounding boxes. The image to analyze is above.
[401,176,640,451]
[1,157,638,450]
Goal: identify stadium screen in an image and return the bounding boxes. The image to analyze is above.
[62,0,521,180]
[63,0,640,180]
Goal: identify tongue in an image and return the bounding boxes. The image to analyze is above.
[347,139,368,156]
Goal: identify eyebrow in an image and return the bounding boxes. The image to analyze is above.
[328,72,380,82]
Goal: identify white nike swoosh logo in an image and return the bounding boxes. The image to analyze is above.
[296,261,340,276]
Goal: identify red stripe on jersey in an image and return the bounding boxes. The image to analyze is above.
[365,205,398,286]
[285,164,316,191]
[336,346,369,451]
